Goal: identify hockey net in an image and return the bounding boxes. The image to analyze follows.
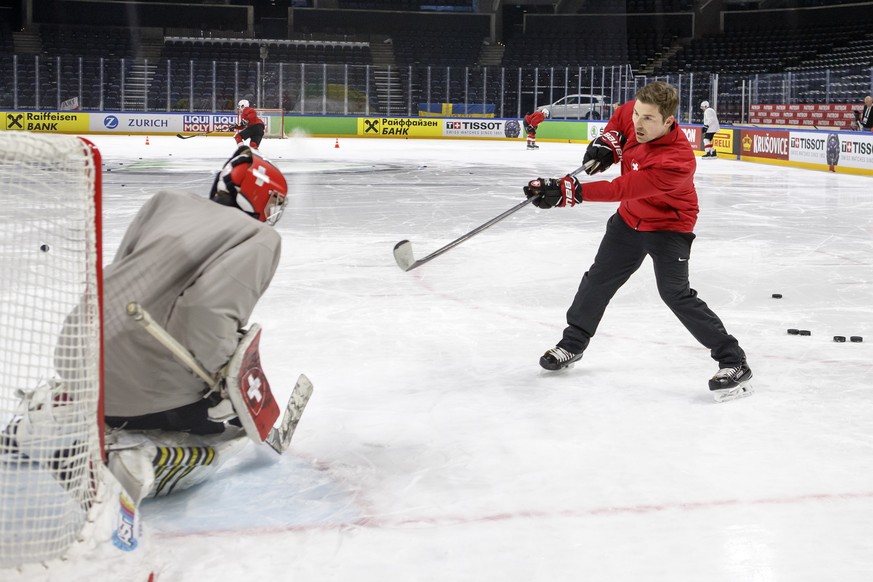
[256,108,285,139]
[0,133,151,580]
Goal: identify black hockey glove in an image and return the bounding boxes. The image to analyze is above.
[582,130,626,175]
[702,125,709,134]
[524,122,535,134]
[523,176,581,209]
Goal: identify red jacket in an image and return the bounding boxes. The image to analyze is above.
[524,110,546,129]
[238,106,265,129]
[581,101,699,232]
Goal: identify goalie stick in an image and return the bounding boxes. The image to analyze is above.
[393,164,586,271]
[125,302,311,455]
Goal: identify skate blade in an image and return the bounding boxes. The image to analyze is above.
[712,382,753,403]
[539,359,580,372]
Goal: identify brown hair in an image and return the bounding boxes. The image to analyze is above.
[635,81,679,121]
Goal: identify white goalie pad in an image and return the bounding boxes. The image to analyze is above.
[222,324,281,444]
[106,427,249,500]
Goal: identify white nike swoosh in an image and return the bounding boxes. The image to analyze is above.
[678,258,688,261]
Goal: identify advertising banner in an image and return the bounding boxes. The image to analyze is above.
[823,131,873,171]
[4,111,89,132]
[586,121,607,141]
[750,103,858,129]
[443,119,511,139]
[182,113,239,134]
[787,130,873,171]
[712,130,734,155]
[91,113,177,133]
[357,117,442,137]
[85,112,243,134]
[680,126,701,149]
[740,129,790,161]
[788,132,830,165]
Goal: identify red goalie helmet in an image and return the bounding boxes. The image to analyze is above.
[210,146,288,225]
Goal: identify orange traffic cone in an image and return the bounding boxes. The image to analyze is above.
[334,138,340,149]
[145,136,150,145]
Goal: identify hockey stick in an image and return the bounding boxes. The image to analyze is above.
[176,126,234,139]
[394,197,536,271]
[126,302,214,384]
[393,165,587,272]
[125,302,312,455]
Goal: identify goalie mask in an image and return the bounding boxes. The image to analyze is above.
[210,146,288,226]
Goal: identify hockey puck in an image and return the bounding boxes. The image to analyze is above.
[799,330,811,336]
[787,329,800,335]
[39,244,50,252]
[833,336,846,342]
[850,336,863,343]
[771,293,782,299]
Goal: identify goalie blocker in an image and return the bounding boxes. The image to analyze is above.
[221,324,281,443]
[126,302,312,454]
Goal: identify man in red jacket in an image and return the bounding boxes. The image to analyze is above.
[523,81,752,403]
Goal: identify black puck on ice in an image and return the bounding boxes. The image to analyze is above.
[772,293,782,298]
[850,336,863,343]
[39,244,50,252]
[833,336,846,342]
[798,330,811,336]
[787,329,800,335]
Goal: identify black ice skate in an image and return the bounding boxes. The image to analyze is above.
[709,361,753,402]
[527,143,539,150]
[539,346,582,371]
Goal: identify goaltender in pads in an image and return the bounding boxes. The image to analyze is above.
[10,145,298,500]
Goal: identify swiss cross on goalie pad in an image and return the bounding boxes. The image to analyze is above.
[223,324,280,443]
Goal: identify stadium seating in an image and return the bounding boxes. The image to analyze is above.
[1,2,872,119]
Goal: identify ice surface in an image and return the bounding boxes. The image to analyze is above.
[83,133,873,581]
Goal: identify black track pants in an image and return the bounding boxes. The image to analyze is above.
[558,213,745,367]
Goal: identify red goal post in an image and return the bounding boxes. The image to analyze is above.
[0,133,152,580]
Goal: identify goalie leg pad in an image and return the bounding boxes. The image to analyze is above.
[222,324,281,444]
[107,427,249,499]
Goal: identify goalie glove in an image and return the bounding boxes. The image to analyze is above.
[582,130,626,175]
[523,176,581,209]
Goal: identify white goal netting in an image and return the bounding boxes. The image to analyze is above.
[0,133,104,568]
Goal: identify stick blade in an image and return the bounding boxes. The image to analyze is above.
[393,239,416,271]
[265,373,313,455]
